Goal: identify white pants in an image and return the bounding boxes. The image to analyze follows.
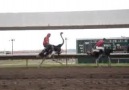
[96,46,104,51]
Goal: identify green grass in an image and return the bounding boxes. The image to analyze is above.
[0,59,129,68]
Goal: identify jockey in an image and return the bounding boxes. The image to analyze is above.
[43,33,53,52]
[95,38,106,52]
[43,33,51,47]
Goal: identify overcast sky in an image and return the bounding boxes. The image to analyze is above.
[0,0,129,51]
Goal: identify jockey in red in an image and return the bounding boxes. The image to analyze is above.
[96,39,104,47]
[43,33,53,52]
[95,38,106,51]
[43,33,51,47]
[37,33,53,58]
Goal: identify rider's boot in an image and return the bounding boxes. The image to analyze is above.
[37,49,47,58]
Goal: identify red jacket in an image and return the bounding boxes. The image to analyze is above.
[43,36,49,47]
[96,39,104,47]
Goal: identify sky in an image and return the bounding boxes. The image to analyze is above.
[0,0,129,51]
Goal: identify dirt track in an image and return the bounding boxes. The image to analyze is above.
[0,67,129,90]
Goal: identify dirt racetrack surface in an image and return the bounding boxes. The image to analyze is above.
[0,67,129,90]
